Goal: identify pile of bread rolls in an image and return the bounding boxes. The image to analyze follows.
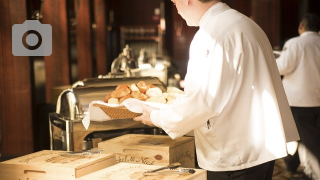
[104,81,184,105]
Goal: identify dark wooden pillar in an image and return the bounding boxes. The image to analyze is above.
[0,0,34,157]
[251,0,281,48]
[76,0,93,80]
[94,0,108,75]
[42,0,70,103]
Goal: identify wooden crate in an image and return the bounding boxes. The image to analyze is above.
[0,150,116,180]
[98,134,195,168]
[77,162,207,180]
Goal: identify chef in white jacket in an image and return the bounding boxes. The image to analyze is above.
[134,0,300,179]
[276,13,320,180]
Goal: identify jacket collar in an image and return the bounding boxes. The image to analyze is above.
[199,2,231,28]
[300,31,319,37]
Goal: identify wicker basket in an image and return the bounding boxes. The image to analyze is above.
[93,104,142,119]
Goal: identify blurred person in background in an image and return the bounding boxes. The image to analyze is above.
[276,13,320,180]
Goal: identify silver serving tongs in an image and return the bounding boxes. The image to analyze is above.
[177,168,196,174]
[60,149,104,156]
[143,162,181,176]
[144,168,196,176]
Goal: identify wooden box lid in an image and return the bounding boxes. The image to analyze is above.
[77,162,207,180]
[98,134,195,167]
[0,150,116,180]
[99,134,194,149]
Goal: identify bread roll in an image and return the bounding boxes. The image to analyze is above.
[147,84,156,88]
[146,95,166,104]
[108,98,119,104]
[137,81,149,93]
[111,87,130,98]
[131,91,148,101]
[128,83,140,92]
[115,84,128,90]
[104,93,112,103]
[119,94,132,104]
[162,92,168,99]
[166,92,178,101]
[146,87,162,97]
[167,87,185,94]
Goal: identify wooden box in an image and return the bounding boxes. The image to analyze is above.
[0,150,116,180]
[98,134,195,168]
[77,162,207,180]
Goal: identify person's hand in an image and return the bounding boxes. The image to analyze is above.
[133,103,156,127]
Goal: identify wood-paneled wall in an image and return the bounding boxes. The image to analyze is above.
[76,0,93,80]
[251,0,281,48]
[0,0,34,158]
[169,5,198,79]
[223,0,251,17]
[42,0,70,103]
[115,0,161,26]
[94,0,108,75]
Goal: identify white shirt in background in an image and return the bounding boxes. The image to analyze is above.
[276,31,320,107]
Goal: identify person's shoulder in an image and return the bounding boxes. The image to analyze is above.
[288,36,301,41]
[305,32,320,40]
[284,36,300,46]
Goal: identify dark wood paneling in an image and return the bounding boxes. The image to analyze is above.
[170,4,198,79]
[280,0,301,47]
[94,0,108,75]
[106,0,162,65]
[105,0,121,68]
[117,0,161,26]
[42,0,70,103]
[76,0,93,80]
[279,0,320,48]
[251,0,281,48]
[0,0,34,157]
[309,0,320,16]
[163,0,173,57]
[223,0,251,17]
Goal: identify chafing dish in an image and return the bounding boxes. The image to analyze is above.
[50,77,166,152]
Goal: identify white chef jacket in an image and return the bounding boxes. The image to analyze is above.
[276,31,320,107]
[150,3,300,171]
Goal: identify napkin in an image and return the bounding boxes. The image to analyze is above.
[82,98,168,130]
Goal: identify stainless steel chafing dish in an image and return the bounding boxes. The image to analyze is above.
[49,77,166,152]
